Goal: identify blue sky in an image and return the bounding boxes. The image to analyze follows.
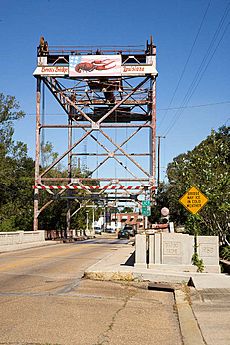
[1,0,229,182]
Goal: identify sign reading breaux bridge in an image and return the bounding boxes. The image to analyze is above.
[179,186,208,214]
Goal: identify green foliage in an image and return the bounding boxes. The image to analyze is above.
[159,126,230,242]
[185,215,205,272]
[119,206,133,213]
[220,246,230,261]
[0,93,34,231]
[185,214,202,235]
[149,182,170,223]
[192,253,204,272]
[0,144,34,231]
[0,93,25,152]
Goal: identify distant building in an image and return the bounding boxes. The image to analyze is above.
[111,213,144,231]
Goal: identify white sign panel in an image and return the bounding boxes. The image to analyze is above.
[33,66,69,76]
[69,55,121,77]
[121,65,157,76]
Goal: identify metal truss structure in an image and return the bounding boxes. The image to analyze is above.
[33,36,158,232]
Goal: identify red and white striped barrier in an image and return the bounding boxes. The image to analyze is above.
[33,185,156,190]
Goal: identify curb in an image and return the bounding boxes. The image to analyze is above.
[174,289,206,345]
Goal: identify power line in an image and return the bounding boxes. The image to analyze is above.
[163,2,230,136]
[158,1,211,130]
[158,100,230,111]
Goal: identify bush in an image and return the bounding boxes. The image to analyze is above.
[220,246,230,261]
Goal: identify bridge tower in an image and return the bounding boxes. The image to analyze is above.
[33,36,158,234]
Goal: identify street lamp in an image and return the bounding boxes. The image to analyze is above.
[86,211,89,234]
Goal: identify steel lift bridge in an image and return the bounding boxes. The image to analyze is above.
[33,36,158,234]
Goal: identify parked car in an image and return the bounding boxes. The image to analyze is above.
[105,226,116,233]
[118,229,130,239]
[123,224,135,236]
[94,226,102,235]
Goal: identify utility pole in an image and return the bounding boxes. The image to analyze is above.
[157,136,165,188]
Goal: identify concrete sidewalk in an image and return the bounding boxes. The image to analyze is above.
[85,242,230,345]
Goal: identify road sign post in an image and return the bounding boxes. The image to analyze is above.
[142,200,151,231]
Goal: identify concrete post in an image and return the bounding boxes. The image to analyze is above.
[134,234,147,269]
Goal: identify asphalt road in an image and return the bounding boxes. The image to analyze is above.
[0,238,183,345]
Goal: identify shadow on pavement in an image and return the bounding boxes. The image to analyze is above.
[121,251,135,267]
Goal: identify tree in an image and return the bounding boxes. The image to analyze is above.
[0,93,25,152]
[119,206,134,213]
[0,93,34,231]
[163,126,230,244]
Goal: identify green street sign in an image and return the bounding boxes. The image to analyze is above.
[142,200,151,216]
[142,200,150,207]
[142,207,151,216]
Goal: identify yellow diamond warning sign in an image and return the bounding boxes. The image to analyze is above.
[179,186,208,214]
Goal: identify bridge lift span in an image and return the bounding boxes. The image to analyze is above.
[33,36,158,234]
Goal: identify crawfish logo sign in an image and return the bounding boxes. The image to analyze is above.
[69,55,121,77]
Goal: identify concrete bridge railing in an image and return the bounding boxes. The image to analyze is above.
[0,231,45,246]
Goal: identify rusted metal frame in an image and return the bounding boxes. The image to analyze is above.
[41,177,150,182]
[44,77,94,124]
[60,91,94,124]
[37,186,70,215]
[38,199,54,215]
[87,130,141,180]
[72,117,111,154]
[34,78,69,223]
[123,76,148,102]
[121,85,149,107]
[39,78,152,189]
[71,117,114,179]
[76,180,93,195]
[39,78,106,181]
[75,82,90,103]
[87,76,150,176]
[39,130,92,180]
[99,128,151,177]
[72,153,150,156]
[85,123,148,179]
[66,115,73,236]
[97,76,150,124]
[74,103,150,179]
[149,77,157,200]
[85,90,93,104]
[34,78,41,231]
[103,123,149,180]
[68,115,72,184]
[86,90,107,105]
[75,99,148,106]
[48,46,144,54]
[71,200,90,218]
[128,103,149,116]
[39,79,103,184]
[130,99,149,114]
[105,181,145,206]
[41,123,151,128]
[119,81,149,114]
[43,77,71,115]
[70,182,108,218]
[70,117,138,181]
[75,91,88,105]
[90,153,139,180]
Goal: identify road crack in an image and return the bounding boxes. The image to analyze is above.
[93,285,136,345]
